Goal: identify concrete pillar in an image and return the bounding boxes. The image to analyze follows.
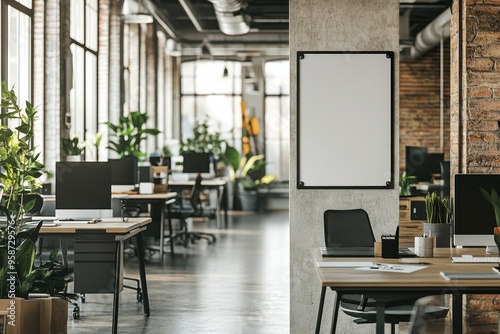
[289,1,400,333]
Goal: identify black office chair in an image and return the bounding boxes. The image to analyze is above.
[167,174,216,247]
[324,209,448,334]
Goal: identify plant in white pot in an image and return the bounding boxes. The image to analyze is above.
[424,192,452,247]
[61,136,85,161]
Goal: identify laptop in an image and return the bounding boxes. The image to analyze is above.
[320,246,416,258]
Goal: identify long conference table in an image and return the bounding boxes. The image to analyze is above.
[314,247,500,334]
[39,217,152,334]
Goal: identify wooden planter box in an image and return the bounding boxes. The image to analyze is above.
[0,297,67,334]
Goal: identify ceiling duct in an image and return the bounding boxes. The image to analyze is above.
[122,0,153,24]
[410,7,451,58]
[208,0,250,36]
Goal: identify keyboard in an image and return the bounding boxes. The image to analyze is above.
[451,256,500,263]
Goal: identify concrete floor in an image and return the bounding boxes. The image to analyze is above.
[66,210,290,334]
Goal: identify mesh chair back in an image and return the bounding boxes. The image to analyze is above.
[323,209,375,247]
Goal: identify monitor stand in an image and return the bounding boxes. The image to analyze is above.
[486,245,499,255]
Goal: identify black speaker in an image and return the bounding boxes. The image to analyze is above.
[411,200,426,220]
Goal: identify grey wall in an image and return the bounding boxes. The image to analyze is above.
[289,1,400,333]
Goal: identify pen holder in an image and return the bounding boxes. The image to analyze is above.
[381,234,398,258]
[414,236,435,257]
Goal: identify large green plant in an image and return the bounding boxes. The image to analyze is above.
[0,82,66,299]
[0,82,43,221]
[105,111,160,159]
[0,210,65,299]
[224,145,275,190]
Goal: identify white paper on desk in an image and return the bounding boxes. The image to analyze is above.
[355,264,427,273]
[317,261,374,268]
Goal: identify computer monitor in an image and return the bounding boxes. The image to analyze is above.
[405,147,444,183]
[454,174,500,249]
[109,157,138,192]
[55,161,113,219]
[182,152,211,174]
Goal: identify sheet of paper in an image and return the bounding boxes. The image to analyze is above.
[355,263,427,273]
[317,261,374,268]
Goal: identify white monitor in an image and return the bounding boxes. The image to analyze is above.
[55,162,113,220]
[453,174,500,249]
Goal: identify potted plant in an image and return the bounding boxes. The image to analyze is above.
[424,192,451,247]
[104,111,160,160]
[224,145,275,211]
[400,171,417,196]
[62,136,86,161]
[0,82,69,333]
[179,119,225,158]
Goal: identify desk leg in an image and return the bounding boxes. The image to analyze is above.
[315,286,327,334]
[167,206,174,254]
[136,232,150,316]
[375,301,385,334]
[159,206,165,262]
[216,186,222,229]
[112,242,121,334]
[452,293,462,333]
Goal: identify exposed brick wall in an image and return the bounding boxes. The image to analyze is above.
[400,43,451,173]
[451,0,500,332]
[464,1,500,174]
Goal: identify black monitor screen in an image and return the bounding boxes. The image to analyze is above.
[56,162,111,209]
[454,174,500,235]
[182,152,211,174]
[405,147,443,183]
[109,157,137,185]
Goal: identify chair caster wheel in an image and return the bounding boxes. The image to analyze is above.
[73,306,80,319]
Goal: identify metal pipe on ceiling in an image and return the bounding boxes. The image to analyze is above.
[208,0,250,36]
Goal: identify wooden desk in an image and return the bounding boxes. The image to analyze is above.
[112,192,177,260]
[40,218,151,334]
[314,248,500,334]
[169,178,228,228]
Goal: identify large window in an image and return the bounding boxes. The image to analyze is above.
[1,0,33,108]
[69,0,98,151]
[264,60,289,181]
[180,60,242,149]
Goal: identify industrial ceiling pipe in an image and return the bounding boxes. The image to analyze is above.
[208,0,250,36]
[411,7,451,58]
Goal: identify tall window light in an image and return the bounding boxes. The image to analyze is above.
[1,0,33,109]
[180,60,242,149]
[264,60,289,181]
[69,0,98,153]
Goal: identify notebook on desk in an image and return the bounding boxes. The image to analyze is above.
[320,246,416,258]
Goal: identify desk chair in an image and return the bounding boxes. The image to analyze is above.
[324,209,448,334]
[167,174,216,247]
